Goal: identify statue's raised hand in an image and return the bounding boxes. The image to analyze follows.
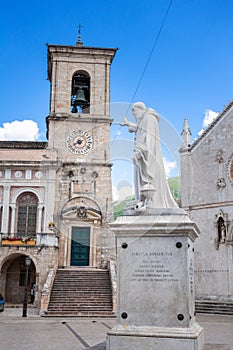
[119,117,129,126]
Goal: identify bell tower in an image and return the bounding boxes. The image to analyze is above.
[46,36,117,268]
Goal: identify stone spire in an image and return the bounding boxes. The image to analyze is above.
[181,117,192,149]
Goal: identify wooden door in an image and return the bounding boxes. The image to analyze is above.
[71,227,90,266]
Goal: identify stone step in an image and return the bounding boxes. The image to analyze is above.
[49,292,111,298]
[50,295,112,298]
[48,304,112,308]
[52,280,110,284]
[53,274,110,277]
[53,281,110,284]
[53,277,110,280]
[44,311,116,317]
[49,299,112,303]
[49,297,112,302]
[50,292,111,297]
[52,289,111,292]
[54,272,109,274]
[48,305,112,310]
[46,267,113,317]
[195,300,233,315]
[47,308,113,314]
[55,270,109,272]
[52,282,111,285]
[54,271,109,274]
[51,284,111,288]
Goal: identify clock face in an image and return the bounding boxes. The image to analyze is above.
[66,130,93,154]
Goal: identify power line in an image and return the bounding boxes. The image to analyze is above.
[126,0,174,114]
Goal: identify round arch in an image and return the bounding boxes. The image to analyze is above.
[11,188,43,204]
[72,69,91,78]
[0,253,36,304]
[60,195,102,221]
[71,70,90,114]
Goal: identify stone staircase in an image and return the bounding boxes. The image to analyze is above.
[195,300,233,315]
[46,268,114,317]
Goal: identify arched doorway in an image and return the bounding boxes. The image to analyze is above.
[1,254,36,304]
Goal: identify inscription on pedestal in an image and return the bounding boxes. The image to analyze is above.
[130,251,178,283]
[118,236,192,327]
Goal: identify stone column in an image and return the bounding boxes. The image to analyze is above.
[107,208,204,350]
[10,204,16,236]
[37,204,43,233]
[1,185,10,234]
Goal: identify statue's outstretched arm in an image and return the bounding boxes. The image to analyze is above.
[120,117,137,133]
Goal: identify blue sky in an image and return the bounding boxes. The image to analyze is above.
[1,0,233,199]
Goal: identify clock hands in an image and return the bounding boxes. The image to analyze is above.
[73,138,84,146]
[66,130,92,154]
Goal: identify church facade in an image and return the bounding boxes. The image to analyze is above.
[0,37,117,306]
[180,101,233,303]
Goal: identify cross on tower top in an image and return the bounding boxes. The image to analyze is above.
[76,24,83,46]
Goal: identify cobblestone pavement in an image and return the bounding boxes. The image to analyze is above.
[0,309,233,350]
[198,314,233,350]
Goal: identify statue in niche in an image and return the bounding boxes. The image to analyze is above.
[120,102,178,209]
[218,219,226,243]
[214,210,229,249]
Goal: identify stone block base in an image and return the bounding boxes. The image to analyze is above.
[107,323,204,350]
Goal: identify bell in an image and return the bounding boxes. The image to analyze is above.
[73,89,88,106]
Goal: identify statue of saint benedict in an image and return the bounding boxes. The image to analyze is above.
[121,102,178,209]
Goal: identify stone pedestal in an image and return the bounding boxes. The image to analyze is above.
[107,208,204,350]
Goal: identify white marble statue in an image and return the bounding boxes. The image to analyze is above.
[121,102,178,209]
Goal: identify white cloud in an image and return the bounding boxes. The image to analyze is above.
[163,157,176,178]
[203,109,219,128]
[197,128,205,137]
[197,109,219,138]
[0,120,40,141]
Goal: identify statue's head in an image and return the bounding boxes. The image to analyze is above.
[132,102,146,121]
[133,102,146,111]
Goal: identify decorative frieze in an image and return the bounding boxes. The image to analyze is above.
[0,169,44,180]
[216,149,224,163]
[227,153,233,185]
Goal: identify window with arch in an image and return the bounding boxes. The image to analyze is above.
[17,192,38,237]
[71,71,90,114]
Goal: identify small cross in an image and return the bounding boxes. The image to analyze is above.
[78,24,83,36]
[77,24,83,44]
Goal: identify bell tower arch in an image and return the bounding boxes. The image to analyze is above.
[71,70,90,114]
[46,37,117,268]
[47,42,117,117]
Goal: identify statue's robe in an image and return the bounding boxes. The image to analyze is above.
[134,108,178,208]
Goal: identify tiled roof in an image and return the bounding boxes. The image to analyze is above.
[0,141,48,149]
[190,99,233,150]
